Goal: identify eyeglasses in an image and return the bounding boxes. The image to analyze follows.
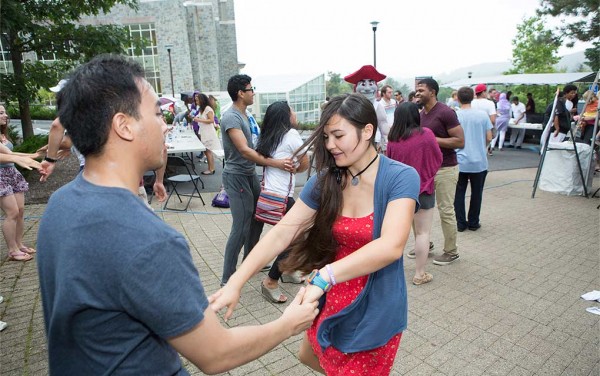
[241,87,255,93]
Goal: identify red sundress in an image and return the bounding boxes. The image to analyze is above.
[306,213,402,376]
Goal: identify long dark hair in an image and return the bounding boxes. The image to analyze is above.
[0,105,11,143]
[280,93,377,273]
[196,93,212,113]
[256,101,292,157]
[388,102,422,141]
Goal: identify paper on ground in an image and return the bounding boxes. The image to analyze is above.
[580,290,600,301]
[585,307,600,315]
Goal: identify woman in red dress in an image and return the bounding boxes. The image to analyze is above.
[210,94,420,375]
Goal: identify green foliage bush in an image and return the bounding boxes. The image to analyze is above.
[6,103,57,120]
[163,110,174,125]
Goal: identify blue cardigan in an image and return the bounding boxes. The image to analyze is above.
[299,155,419,353]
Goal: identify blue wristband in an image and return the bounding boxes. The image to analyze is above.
[307,269,331,293]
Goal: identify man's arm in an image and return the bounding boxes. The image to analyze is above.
[436,125,465,149]
[168,289,317,375]
[486,129,493,144]
[152,147,168,202]
[228,128,293,171]
[39,117,65,181]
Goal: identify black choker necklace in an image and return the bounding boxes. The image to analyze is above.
[348,154,378,186]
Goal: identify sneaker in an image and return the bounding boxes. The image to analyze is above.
[0,321,6,332]
[0,296,3,304]
[432,253,459,265]
[406,242,434,259]
[413,272,433,285]
[468,224,481,231]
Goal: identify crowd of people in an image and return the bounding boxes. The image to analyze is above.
[0,53,598,375]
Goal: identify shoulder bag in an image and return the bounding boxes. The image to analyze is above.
[255,167,292,225]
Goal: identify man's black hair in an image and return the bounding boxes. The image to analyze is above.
[57,54,145,157]
[227,74,252,102]
[417,78,439,97]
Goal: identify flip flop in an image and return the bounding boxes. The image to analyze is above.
[261,284,287,303]
[7,250,33,262]
[20,247,36,254]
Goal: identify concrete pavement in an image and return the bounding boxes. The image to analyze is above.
[1,167,599,375]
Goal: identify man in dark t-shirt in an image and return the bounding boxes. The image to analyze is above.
[416,78,465,266]
[526,93,536,120]
[543,84,578,145]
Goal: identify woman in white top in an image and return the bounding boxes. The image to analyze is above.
[192,93,221,175]
[254,101,309,303]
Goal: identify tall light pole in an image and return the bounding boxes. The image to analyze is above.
[165,44,174,97]
[370,21,379,68]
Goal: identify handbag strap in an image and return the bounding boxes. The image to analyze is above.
[261,166,293,196]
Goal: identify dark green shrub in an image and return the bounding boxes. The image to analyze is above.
[163,110,174,125]
[5,104,57,120]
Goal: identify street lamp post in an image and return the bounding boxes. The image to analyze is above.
[370,21,379,68]
[165,44,174,97]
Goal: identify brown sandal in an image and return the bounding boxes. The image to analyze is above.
[8,250,33,262]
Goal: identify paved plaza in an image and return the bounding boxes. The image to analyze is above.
[1,167,599,375]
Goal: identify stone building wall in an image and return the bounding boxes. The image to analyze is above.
[80,0,239,94]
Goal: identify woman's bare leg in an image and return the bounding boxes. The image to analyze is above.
[298,333,325,374]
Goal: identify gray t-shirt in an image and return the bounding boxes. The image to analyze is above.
[37,174,208,375]
[221,107,256,175]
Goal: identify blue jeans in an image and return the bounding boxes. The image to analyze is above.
[221,172,262,285]
[454,170,487,230]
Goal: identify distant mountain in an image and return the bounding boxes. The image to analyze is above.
[395,51,589,87]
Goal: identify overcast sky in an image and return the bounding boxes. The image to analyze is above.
[233,0,590,80]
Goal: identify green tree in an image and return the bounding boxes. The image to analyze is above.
[326,71,353,98]
[538,0,599,71]
[0,0,139,139]
[382,78,410,97]
[506,16,561,74]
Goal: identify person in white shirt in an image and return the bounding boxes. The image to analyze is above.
[254,101,310,303]
[471,84,496,155]
[508,96,527,148]
[379,85,397,151]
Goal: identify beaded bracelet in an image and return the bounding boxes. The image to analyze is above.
[325,264,336,286]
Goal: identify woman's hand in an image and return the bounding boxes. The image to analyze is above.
[208,284,242,321]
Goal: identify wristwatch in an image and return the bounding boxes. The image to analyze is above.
[44,156,58,163]
[307,269,331,293]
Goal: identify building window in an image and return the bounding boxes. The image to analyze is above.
[0,34,12,74]
[127,23,161,94]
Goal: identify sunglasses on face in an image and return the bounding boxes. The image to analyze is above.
[241,87,255,93]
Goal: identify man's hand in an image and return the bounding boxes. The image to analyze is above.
[208,284,242,321]
[153,182,167,202]
[300,284,325,305]
[280,287,319,336]
[39,160,56,182]
[273,158,296,173]
[14,156,42,171]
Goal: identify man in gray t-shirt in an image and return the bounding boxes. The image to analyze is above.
[37,56,317,375]
[220,74,294,285]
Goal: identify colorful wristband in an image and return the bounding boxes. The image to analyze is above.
[325,264,336,286]
[307,269,331,293]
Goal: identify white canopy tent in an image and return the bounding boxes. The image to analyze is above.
[442,72,595,89]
